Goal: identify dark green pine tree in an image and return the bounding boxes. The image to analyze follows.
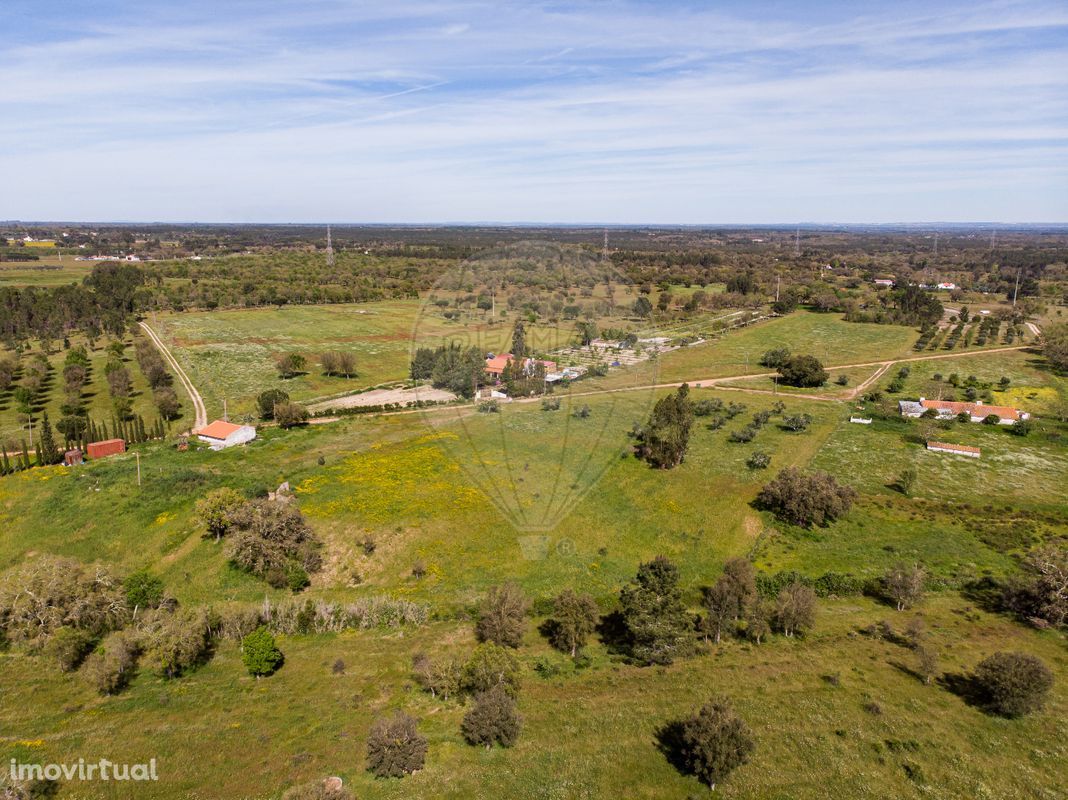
[137,415,147,443]
[638,383,694,468]
[619,556,695,666]
[34,440,43,468]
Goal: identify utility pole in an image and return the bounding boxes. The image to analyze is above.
[1012,269,1021,308]
[135,452,141,487]
[325,225,335,267]
[933,231,938,258]
[794,227,800,257]
[223,398,228,422]
[602,229,609,261]
[775,273,781,303]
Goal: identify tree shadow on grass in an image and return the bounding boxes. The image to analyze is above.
[938,671,985,711]
[595,609,630,657]
[653,719,690,777]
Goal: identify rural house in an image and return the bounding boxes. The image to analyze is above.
[898,397,1027,425]
[197,420,257,450]
[484,353,557,379]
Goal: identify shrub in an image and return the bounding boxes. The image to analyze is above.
[0,556,129,650]
[835,374,849,386]
[412,653,463,700]
[141,607,218,678]
[242,626,284,677]
[882,563,926,610]
[727,425,756,443]
[781,413,812,432]
[194,487,245,541]
[461,685,521,748]
[82,631,141,695]
[746,451,771,470]
[973,651,1053,717]
[982,414,1000,425]
[666,697,755,790]
[692,398,723,417]
[275,401,310,429]
[476,583,529,648]
[572,404,591,419]
[756,467,856,527]
[366,713,427,778]
[541,397,560,411]
[463,643,522,696]
[281,778,353,800]
[477,399,500,413]
[226,500,322,587]
[45,626,96,672]
[1010,418,1032,437]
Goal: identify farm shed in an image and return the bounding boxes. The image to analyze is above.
[87,439,126,459]
[197,420,256,450]
[926,441,981,458]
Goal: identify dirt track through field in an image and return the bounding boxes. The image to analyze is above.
[139,321,208,432]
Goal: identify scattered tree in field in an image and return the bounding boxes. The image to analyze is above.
[546,589,599,656]
[257,388,289,420]
[720,558,757,621]
[620,556,695,665]
[412,653,463,701]
[759,347,791,368]
[756,467,856,527]
[972,651,1053,717]
[319,350,357,378]
[883,563,926,610]
[781,413,811,432]
[773,582,816,637]
[745,602,771,644]
[476,583,529,648]
[461,685,521,748]
[274,401,310,429]
[1043,322,1068,371]
[701,581,734,644]
[633,296,653,318]
[124,568,164,612]
[777,355,828,387]
[366,712,427,778]
[896,466,917,496]
[463,643,522,696]
[241,626,283,677]
[275,353,307,378]
[916,645,939,685]
[194,487,245,541]
[637,384,694,469]
[664,697,755,791]
[746,451,771,470]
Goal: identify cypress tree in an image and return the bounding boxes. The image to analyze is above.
[34,440,43,468]
[40,412,60,465]
[20,440,30,470]
[1,448,9,475]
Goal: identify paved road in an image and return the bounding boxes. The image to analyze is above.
[139,321,208,432]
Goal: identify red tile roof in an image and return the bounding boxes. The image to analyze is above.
[927,441,981,455]
[198,420,244,440]
[920,399,1021,421]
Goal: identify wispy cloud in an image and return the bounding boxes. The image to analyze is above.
[1,0,1066,221]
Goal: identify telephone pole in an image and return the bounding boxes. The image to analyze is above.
[1012,269,1021,308]
[794,227,800,257]
[602,229,609,261]
[325,225,335,267]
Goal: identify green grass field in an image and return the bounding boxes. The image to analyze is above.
[1,308,1066,799]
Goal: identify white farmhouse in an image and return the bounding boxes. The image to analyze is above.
[197,420,257,450]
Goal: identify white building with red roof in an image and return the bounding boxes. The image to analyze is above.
[197,420,257,450]
[899,397,1027,425]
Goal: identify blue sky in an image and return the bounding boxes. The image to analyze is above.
[2,0,1066,223]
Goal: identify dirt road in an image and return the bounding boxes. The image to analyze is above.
[139,321,208,432]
